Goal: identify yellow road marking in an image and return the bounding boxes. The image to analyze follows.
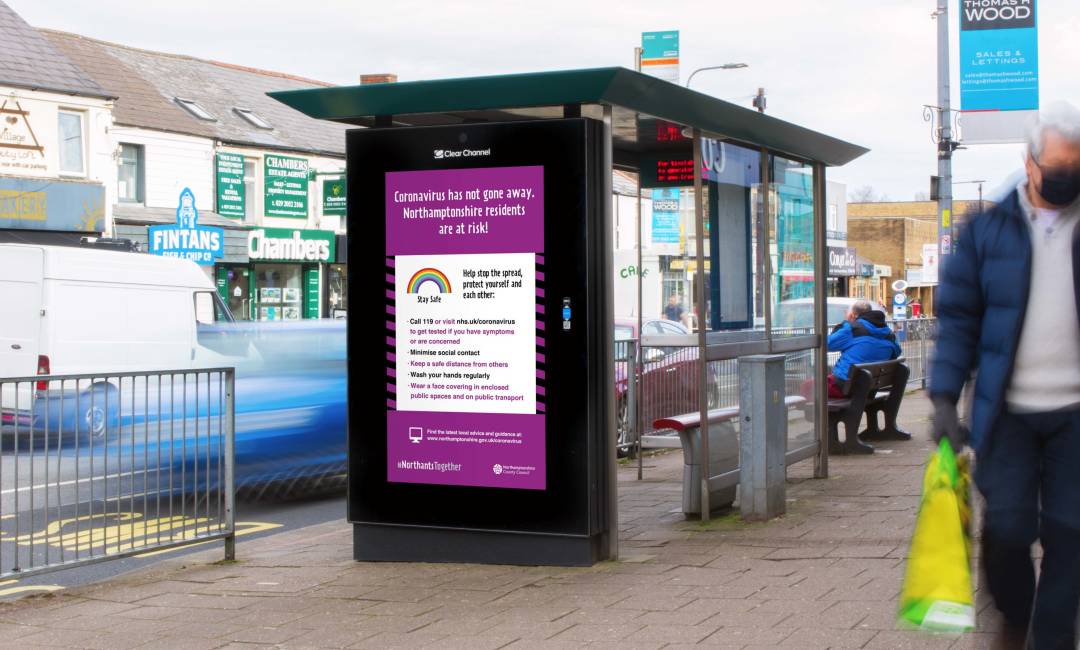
[133,521,282,557]
[0,585,63,597]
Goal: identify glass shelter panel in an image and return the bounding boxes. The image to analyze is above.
[770,156,816,336]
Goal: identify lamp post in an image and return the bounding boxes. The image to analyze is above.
[954,179,987,222]
[685,63,749,88]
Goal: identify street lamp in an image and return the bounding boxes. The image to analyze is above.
[954,179,987,217]
[685,63,749,88]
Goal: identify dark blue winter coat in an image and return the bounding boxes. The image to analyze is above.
[929,190,1080,452]
[828,312,902,381]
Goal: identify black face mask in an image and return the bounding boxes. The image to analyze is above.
[1036,163,1080,207]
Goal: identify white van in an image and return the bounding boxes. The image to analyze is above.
[0,244,248,432]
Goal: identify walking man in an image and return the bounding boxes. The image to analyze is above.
[930,103,1080,649]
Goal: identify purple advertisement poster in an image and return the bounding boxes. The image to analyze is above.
[386,166,546,490]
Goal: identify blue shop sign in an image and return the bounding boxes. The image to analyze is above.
[148,188,224,265]
[0,177,105,231]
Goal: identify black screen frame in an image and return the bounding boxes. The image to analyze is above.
[346,118,605,537]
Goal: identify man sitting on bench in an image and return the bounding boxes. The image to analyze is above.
[802,300,902,400]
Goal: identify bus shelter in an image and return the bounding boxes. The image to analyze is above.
[272,67,867,565]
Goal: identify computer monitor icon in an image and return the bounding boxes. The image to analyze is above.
[408,427,423,443]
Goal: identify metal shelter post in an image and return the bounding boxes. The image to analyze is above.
[813,162,829,478]
[692,129,710,519]
[603,104,619,560]
[636,168,644,480]
[760,149,772,349]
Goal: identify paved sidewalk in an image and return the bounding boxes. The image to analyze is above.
[0,391,1000,649]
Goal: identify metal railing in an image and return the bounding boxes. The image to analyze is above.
[619,318,939,442]
[0,368,235,580]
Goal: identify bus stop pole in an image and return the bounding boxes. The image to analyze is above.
[813,162,829,479]
[692,129,710,520]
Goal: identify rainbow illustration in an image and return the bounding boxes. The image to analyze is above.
[407,268,452,294]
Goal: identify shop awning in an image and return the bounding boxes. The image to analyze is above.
[268,67,867,167]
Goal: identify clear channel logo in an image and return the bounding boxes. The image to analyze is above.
[433,148,492,159]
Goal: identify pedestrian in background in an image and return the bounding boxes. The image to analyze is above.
[929,102,1080,649]
[663,293,684,323]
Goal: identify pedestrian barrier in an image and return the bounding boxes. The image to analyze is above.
[0,368,235,580]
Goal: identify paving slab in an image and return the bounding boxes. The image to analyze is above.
[0,390,1016,648]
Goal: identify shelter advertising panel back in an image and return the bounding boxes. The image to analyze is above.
[347,119,613,566]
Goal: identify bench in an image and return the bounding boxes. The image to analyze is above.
[653,395,807,517]
[826,359,911,455]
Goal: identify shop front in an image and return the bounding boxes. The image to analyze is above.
[0,176,105,245]
[826,245,856,297]
[219,226,335,321]
[326,234,347,318]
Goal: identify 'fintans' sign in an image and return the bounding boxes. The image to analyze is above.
[148,188,224,265]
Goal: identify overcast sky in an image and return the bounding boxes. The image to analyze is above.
[10,0,1078,201]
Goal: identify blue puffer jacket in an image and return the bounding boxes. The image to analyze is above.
[929,190,1080,452]
[829,311,902,381]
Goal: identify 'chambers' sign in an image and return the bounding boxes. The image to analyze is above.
[248,227,335,262]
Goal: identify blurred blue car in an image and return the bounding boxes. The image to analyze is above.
[10,320,347,494]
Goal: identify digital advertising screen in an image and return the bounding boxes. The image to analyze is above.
[386,165,546,490]
[347,119,612,556]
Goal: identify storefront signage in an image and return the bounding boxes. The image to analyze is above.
[651,188,680,244]
[387,165,545,490]
[322,178,346,216]
[922,243,940,284]
[248,227,335,262]
[0,176,104,232]
[148,188,224,265]
[827,246,858,276]
[874,264,892,278]
[215,153,245,218]
[959,0,1038,143]
[0,97,49,177]
[264,154,309,218]
[303,266,320,318]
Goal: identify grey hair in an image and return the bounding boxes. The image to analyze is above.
[851,300,872,317]
[1027,101,1080,161]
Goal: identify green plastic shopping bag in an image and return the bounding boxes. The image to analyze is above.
[898,438,975,632]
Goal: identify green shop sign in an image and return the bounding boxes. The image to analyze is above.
[248,227,335,262]
[322,178,346,216]
[303,266,320,318]
[215,153,245,218]
[264,154,309,218]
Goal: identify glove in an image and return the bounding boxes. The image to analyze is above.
[931,397,969,450]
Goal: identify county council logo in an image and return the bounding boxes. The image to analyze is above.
[492,464,503,475]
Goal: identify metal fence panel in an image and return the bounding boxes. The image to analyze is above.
[0,368,236,580]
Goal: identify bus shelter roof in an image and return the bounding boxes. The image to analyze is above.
[269,67,867,167]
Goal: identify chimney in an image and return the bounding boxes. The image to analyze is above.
[360,73,398,85]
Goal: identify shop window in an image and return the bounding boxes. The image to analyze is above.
[58,110,85,174]
[254,264,303,320]
[328,264,347,318]
[117,143,144,202]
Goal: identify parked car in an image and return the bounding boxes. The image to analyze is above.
[614,318,724,451]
